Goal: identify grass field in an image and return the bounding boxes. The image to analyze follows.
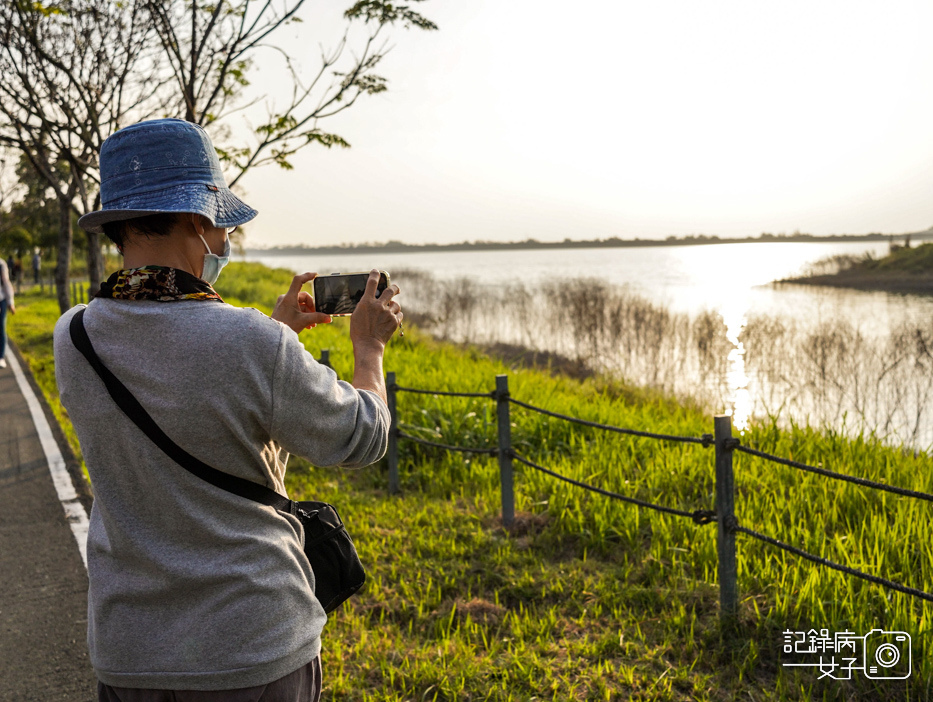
[8,261,933,701]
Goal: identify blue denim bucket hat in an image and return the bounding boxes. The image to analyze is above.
[78,118,257,235]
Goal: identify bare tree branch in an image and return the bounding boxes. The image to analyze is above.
[140,0,436,182]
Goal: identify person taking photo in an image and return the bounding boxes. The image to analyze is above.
[53,118,403,702]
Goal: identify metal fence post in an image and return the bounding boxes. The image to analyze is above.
[319,349,330,368]
[714,414,738,623]
[386,371,399,495]
[496,374,515,528]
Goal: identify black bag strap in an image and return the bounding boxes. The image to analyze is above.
[69,307,293,513]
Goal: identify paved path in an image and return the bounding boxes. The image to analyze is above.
[0,344,97,701]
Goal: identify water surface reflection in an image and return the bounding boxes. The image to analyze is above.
[248,241,933,448]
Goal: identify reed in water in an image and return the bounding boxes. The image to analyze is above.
[394,269,933,449]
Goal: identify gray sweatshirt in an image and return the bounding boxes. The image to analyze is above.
[53,299,389,690]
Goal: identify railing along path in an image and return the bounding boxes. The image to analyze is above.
[320,357,933,621]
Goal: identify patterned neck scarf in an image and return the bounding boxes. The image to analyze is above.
[96,266,224,302]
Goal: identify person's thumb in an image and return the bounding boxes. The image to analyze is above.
[302,311,332,328]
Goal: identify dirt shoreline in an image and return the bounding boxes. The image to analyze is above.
[775,270,933,295]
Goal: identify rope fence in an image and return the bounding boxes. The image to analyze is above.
[364,365,933,623]
[733,524,933,605]
[394,385,495,399]
[510,449,717,524]
[508,397,714,446]
[733,443,933,503]
[395,430,497,455]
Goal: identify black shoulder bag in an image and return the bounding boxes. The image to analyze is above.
[69,308,365,613]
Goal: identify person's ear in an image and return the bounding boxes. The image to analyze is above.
[189,213,206,237]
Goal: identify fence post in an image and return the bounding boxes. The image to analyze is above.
[386,371,399,495]
[496,374,515,528]
[714,414,738,623]
[319,349,330,368]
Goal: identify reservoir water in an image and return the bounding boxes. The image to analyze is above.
[245,240,933,449]
[247,241,931,333]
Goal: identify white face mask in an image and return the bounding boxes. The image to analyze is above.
[198,233,230,285]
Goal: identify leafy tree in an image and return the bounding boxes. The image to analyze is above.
[144,1,436,182]
[0,0,167,311]
[0,0,436,313]
[0,153,60,258]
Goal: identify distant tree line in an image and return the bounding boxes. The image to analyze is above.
[252,230,931,256]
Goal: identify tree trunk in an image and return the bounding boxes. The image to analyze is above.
[55,195,73,314]
[84,229,104,297]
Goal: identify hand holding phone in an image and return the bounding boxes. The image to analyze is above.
[348,269,403,349]
[272,272,333,334]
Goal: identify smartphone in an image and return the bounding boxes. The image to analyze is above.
[312,271,389,316]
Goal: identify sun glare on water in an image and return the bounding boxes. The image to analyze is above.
[721,300,752,432]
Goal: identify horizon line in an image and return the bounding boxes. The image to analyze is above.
[245,229,933,252]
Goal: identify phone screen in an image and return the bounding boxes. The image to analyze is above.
[313,272,388,316]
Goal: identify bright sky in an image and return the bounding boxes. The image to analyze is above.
[234,0,933,248]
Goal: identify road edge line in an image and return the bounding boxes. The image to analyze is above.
[7,351,89,570]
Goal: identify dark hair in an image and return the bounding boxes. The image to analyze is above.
[102,213,181,249]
